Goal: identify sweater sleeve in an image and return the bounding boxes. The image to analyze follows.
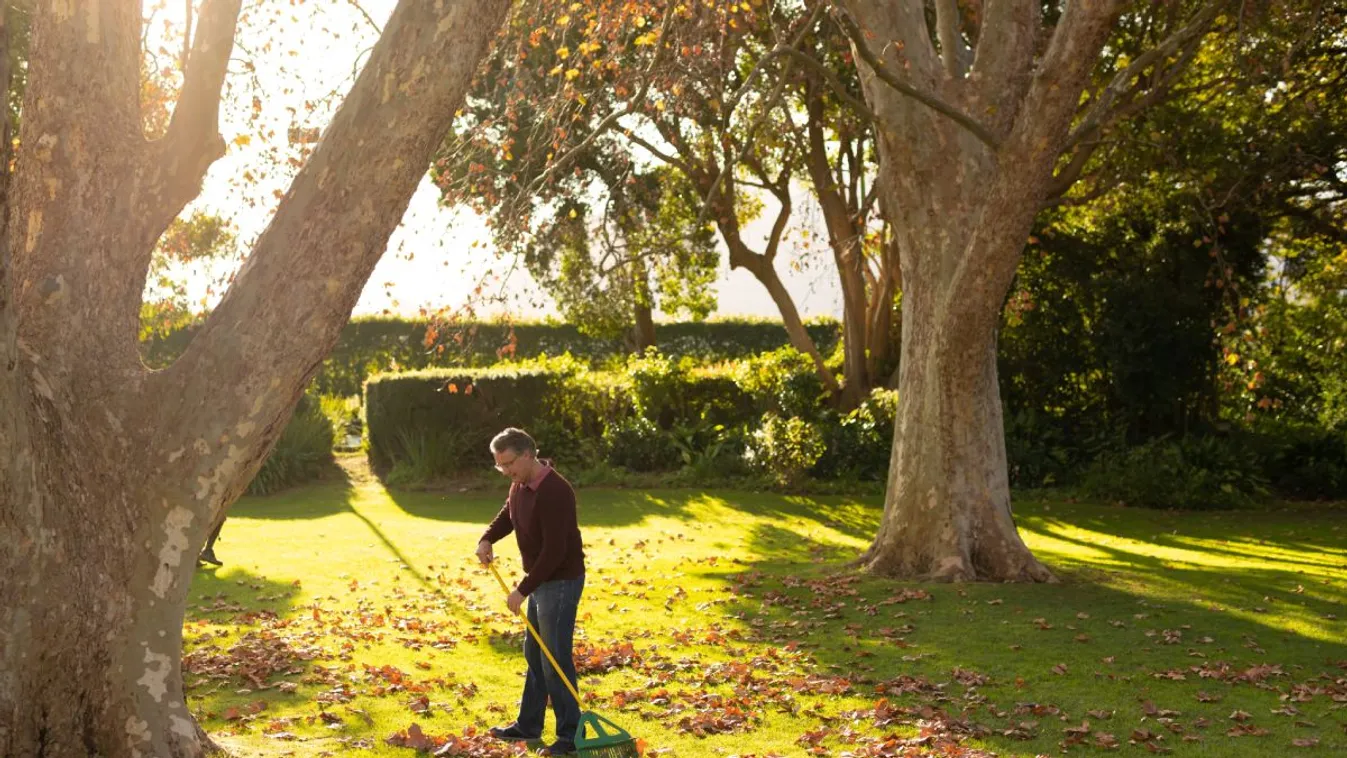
[517,477,576,597]
[480,493,513,544]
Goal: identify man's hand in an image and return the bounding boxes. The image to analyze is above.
[507,589,525,615]
[476,540,493,566]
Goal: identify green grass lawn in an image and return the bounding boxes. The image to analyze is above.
[187,460,1347,757]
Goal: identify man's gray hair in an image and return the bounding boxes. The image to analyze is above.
[490,427,537,456]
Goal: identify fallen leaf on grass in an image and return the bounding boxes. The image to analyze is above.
[1227,723,1271,737]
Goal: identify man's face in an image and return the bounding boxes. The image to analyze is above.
[493,448,533,484]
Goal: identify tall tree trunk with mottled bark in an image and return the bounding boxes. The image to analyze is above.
[0,1,510,755]
[843,0,1222,579]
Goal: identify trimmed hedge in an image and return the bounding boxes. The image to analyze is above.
[144,317,842,397]
[365,366,569,476]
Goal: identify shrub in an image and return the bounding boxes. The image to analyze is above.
[321,395,364,450]
[247,393,336,496]
[625,349,685,426]
[1243,423,1347,501]
[602,416,682,472]
[734,347,828,419]
[747,413,827,487]
[142,317,843,397]
[668,414,752,479]
[1080,435,1268,510]
[812,389,898,481]
[364,366,566,478]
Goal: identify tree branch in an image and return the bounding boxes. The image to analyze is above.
[514,2,677,211]
[723,3,825,118]
[180,0,194,73]
[1044,138,1104,201]
[0,2,12,321]
[345,0,383,34]
[692,56,797,231]
[157,0,512,492]
[834,9,999,149]
[763,186,793,264]
[770,47,880,125]
[969,0,1040,134]
[624,130,695,177]
[160,0,242,198]
[1063,2,1222,150]
[935,0,964,78]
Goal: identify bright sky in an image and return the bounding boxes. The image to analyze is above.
[152,0,844,322]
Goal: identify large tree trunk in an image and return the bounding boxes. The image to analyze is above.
[845,0,1126,580]
[864,269,1052,581]
[0,1,510,756]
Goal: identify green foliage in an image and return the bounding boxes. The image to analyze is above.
[384,427,475,489]
[364,366,571,477]
[812,389,898,481]
[139,211,238,344]
[1242,423,1347,501]
[1080,435,1269,510]
[516,169,720,342]
[747,413,827,487]
[142,317,841,398]
[246,393,336,496]
[601,416,682,473]
[734,346,828,419]
[624,348,684,424]
[994,0,1346,474]
[320,395,364,450]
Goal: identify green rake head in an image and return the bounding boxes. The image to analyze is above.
[576,711,640,758]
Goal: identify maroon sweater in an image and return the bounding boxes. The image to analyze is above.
[481,466,585,597]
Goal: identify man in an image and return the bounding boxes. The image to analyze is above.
[476,427,586,757]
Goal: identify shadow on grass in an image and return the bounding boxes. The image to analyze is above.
[228,474,356,521]
[218,468,448,594]
[689,500,1347,756]
[187,563,303,619]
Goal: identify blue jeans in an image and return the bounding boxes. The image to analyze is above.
[516,575,584,744]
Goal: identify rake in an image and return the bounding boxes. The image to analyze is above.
[487,562,640,758]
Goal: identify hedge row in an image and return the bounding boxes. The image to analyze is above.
[144,317,841,397]
[363,351,1347,504]
[362,349,897,485]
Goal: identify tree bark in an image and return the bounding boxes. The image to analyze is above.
[0,1,511,755]
[844,0,1127,580]
[713,173,843,398]
[632,294,657,351]
[631,257,657,350]
[804,105,872,409]
[865,233,898,385]
[726,232,842,398]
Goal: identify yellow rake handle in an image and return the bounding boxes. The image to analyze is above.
[486,561,583,706]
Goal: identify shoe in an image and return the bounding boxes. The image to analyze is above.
[536,742,576,756]
[198,549,222,566]
[488,723,541,741]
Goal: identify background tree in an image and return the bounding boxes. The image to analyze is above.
[0,1,510,755]
[833,0,1312,580]
[440,0,893,401]
[518,166,718,348]
[996,0,1345,482]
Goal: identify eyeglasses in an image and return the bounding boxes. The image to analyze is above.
[494,454,519,473]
